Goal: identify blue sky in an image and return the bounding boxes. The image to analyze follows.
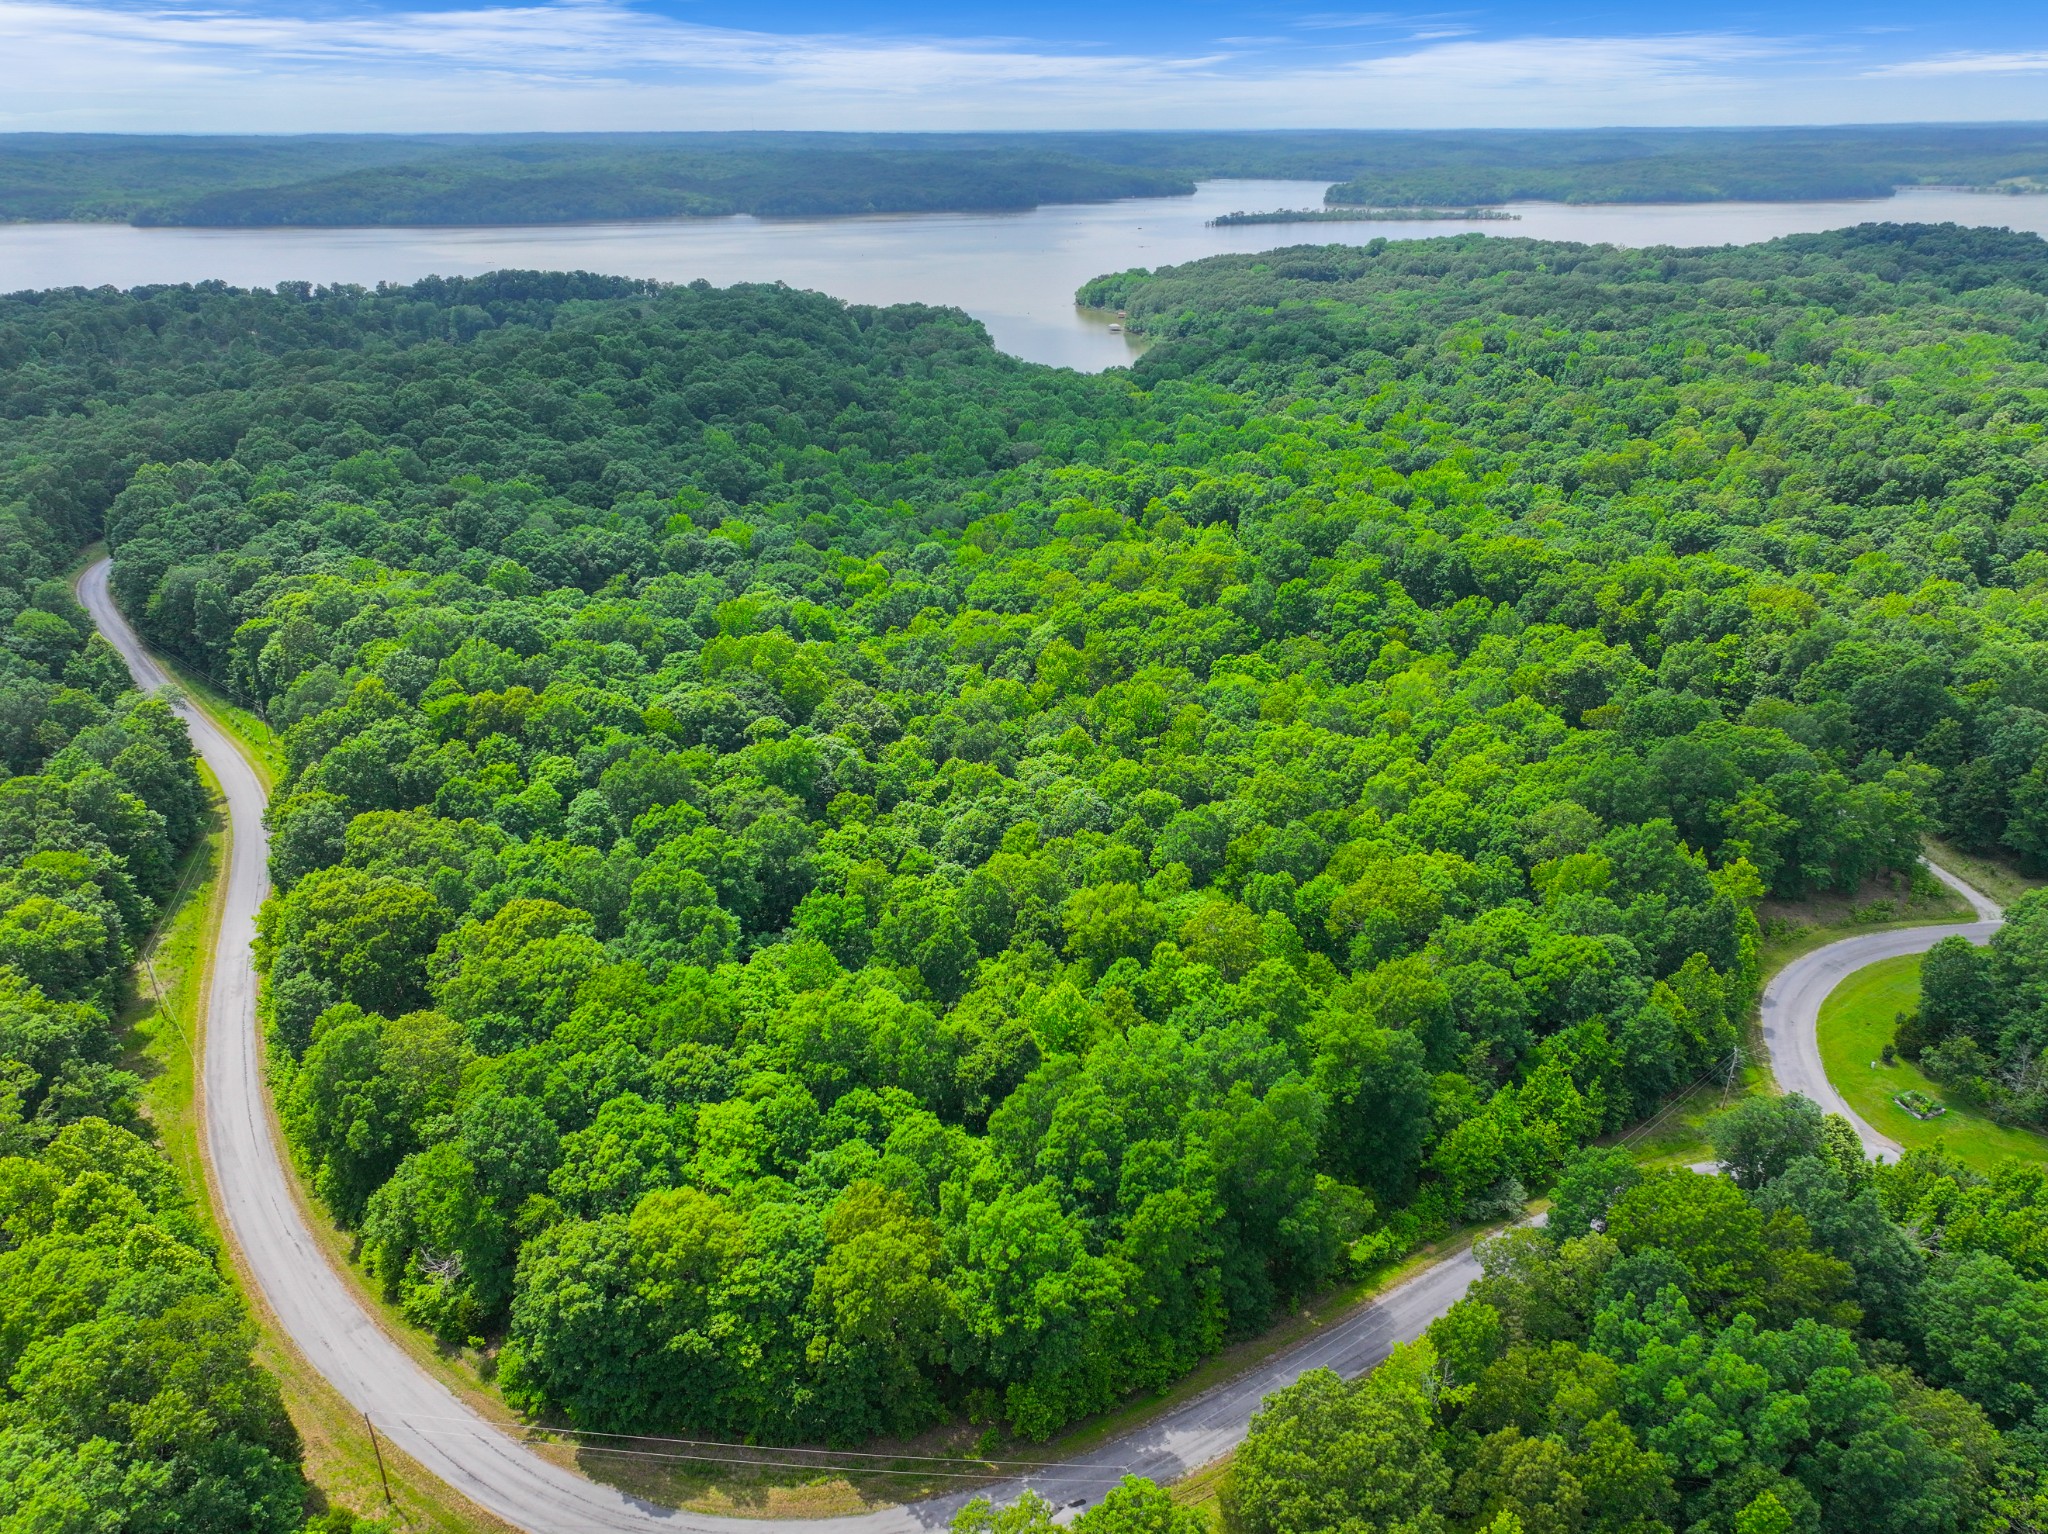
[2,0,2045,132]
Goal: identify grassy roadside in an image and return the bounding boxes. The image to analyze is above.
[121,767,509,1534]
[116,639,1547,1516]
[135,636,2028,1518]
[1924,836,2044,911]
[123,770,221,1225]
[1603,1051,1771,1170]
[63,539,108,584]
[1757,870,1973,977]
[164,659,285,789]
[529,1203,1536,1518]
[1815,952,2048,1170]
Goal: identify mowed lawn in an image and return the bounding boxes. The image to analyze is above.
[1817,954,2048,1170]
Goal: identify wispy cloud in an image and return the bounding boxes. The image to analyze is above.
[0,0,1246,127]
[0,0,2039,131]
[1291,12,1415,31]
[1867,49,2048,76]
[0,0,1216,88]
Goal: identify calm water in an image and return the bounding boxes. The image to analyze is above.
[4,182,2046,372]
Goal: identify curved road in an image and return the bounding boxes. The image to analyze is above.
[76,557,1501,1534]
[1759,859,2004,1161]
[77,555,2003,1531]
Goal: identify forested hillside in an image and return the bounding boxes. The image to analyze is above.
[1,222,2044,1459]
[6,126,2048,226]
[0,525,326,1526]
[0,134,1195,225]
[1314,124,2048,207]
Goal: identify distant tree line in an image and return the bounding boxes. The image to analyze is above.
[4,126,2048,225]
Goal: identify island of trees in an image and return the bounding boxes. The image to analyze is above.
[1209,209,1520,227]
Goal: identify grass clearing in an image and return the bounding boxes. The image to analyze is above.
[1815,953,2048,1171]
[1924,837,2048,911]
[1605,1048,1770,1170]
[1757,867,1973,976]
[64,539,108,583]
[120,766,508,1534]
[163,661,284,788]
[1169,1457,1228,1524]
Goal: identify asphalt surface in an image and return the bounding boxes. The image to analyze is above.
[1757,858,2004,1162]
[80,556,1505,1533]
[76,554,2002,1531]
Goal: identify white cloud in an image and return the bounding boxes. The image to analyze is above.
[1867,49,2048,76]
[0,0,1191,85]
[0,0,2041,130]
[1291,13,1415,31]
[1333,32,1784,87]
[0,0,1239,125]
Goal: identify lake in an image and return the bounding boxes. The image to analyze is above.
[4,181,2047,372]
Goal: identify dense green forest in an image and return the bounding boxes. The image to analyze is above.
[0,522,338,1527]
[2,220,2047,1469]
[5,126,2048,225]
[1896,893,2048,1125]
[1200,1101,2048,1534]
[958,1099,2048,1534]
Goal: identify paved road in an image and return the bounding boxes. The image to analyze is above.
[79,555,2003,1531]
[77,557,1508,1533]
[1757,859,2004,1162]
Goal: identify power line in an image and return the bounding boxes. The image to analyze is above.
[407,1424,1120,1484]
[403,1409,1089,1474]
[1721,1041,1744,1103]
[1613,1047,1740,1149]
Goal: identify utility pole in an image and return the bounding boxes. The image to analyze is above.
[365,1413,394,1511]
